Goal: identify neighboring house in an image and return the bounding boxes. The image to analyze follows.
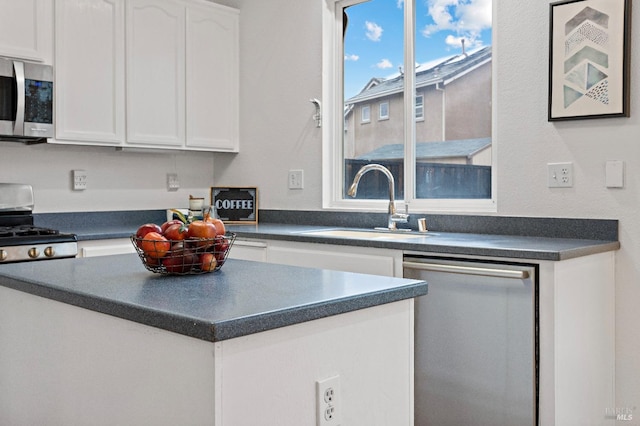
[356,138,492,166]
[344,46,492,166]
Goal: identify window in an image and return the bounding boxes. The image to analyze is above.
[322,0,495,212]
[361,105,370,123]
[379,101,389,120]
[415,95,423,121]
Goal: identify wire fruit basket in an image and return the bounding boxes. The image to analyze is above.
[131,233,235,275]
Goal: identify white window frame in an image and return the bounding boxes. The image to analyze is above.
[415,94,424,121]
[321,0,497,213]
[379,101,389,120]
[361,104,371,123]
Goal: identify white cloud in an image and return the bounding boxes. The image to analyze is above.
[365,21,383,42]
[376,58,393,69]
[345,53,360,61]
[397,0,404,8]
[420,0,491,49]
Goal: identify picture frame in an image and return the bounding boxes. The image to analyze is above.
[548,0,631,121]
[210,187,258,225]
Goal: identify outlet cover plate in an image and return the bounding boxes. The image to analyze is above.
[167,173,179,191]
[548,162,573,188]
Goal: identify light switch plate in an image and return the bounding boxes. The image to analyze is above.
[289,170,304,189]
[605,160,624,188]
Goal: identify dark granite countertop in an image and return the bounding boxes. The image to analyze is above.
[34,210,620,261]
[0,254,426,342]
[225,223,619,261]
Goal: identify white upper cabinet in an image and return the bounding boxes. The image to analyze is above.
[52,0,239,152]
[126,0,185,147]
[54,0,125,144]
[0,0,53,63]
[186,2,239,151]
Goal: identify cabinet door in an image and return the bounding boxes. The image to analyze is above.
[185,2,239,151]
[54,0,125,144]
[77,238,136,257]
[0,0,52,63]
[126,0,185,146]
[227,239,267,262]
[266,241,399,277]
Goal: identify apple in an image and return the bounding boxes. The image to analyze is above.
[214,235,229,253]
[161,219,183,233]
[135,223,162,247]
[163,223,188,241]
[162,242,197,274]
[205,217,226,237]
[140,232,170,259]
[187,220,217,248]
[200,252,217,272]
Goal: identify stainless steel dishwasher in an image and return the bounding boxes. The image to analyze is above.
[403,255,537,426]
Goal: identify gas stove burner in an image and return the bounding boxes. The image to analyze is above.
[0,183,78,263]
[0,225,61,238]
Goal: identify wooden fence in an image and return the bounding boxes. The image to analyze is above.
[344,159,491,199]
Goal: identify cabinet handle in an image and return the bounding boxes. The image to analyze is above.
[13,61,25,136]
[403,261,530,279]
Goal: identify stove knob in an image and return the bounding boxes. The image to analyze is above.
[28,248,40,259]
[0,250,6,261]
[44,247,55,257]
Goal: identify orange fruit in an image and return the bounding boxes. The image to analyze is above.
[140,232,171,259]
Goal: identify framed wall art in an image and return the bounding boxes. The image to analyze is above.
[210,187,258,224]
[548,0,631,121]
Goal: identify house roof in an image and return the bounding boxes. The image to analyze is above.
[356,137,491,161]
[346,46,492,105]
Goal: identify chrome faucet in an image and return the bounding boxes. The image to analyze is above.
[347,164,409,231]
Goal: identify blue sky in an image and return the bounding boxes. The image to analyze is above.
[343,0,492,98]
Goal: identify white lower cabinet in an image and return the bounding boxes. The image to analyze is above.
[77,238,136,258]
[231,239,402,277]
[0,286,414,425]
[268,241,400,277]
[227,238,268,262]
[537,251,615,426]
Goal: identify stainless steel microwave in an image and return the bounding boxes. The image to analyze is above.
[0,57,53,143]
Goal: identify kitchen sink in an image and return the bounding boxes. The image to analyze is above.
[298,229,435,240]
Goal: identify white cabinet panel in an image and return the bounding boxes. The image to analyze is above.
[228,239,267,262]
[77,238,136,258]
[52,0,238,151]
[54,0,125,144]
[267,240,399,277]
[126,0,185,146]
[186,3,239,151]
[0,0,52,63]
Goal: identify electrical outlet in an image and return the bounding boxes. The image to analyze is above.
[548,162,573,188]
[288,169,304,189]
[167,173,179,191]
[316,375,341,426]
[72,170,87,191]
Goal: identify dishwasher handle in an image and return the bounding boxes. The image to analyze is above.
[403,260,530,280]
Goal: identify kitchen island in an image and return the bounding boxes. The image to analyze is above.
[0,254,426,425]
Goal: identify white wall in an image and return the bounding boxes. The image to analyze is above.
[217,0,640,412]
[0,143,215,213]
[213,0,324,210]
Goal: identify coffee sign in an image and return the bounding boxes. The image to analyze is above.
[210,187,258,224]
